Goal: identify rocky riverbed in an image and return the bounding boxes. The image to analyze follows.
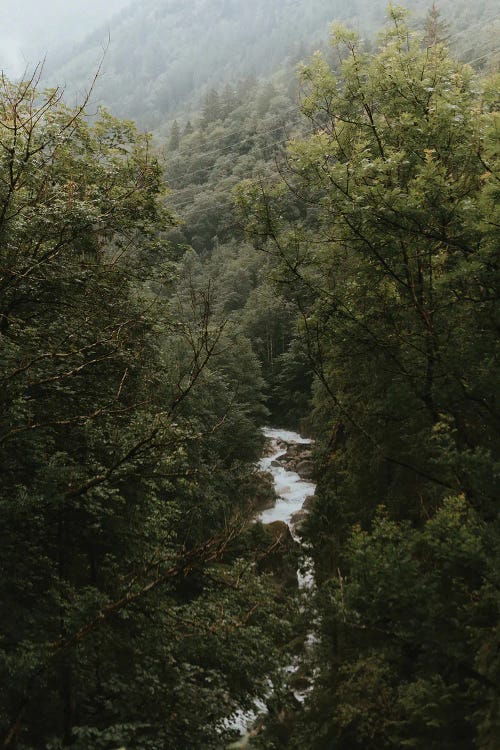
[224,427,317,747]
[258,429,315,537]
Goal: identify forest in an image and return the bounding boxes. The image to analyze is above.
[43,0,499,127]
[1,2,499,749]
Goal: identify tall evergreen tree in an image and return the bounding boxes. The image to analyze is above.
[423,2,450,45]
[169,118,181,150]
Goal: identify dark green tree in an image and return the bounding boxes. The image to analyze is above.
[0,72,291,750]
[201,89,222,127]
[237,10,500,747]
[169,118,181,150]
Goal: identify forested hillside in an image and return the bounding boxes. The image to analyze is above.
[1,2,499,749]
[43,0,499,127]
[161,71,317,427]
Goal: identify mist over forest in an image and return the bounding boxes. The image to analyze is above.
[1,1,499,749]
[41,0,500,127]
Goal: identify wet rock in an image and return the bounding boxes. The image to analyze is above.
[290,509,307,526]
[290,495,315,533]
[295,459,314,478]
[284,445,307,462]
[302,494,316,511]
[265,520,295,544]
[277,443,313,474]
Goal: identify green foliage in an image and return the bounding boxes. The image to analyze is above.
[161,76,313,426]
[295,499,499,749]
[168,119,181,150]
[237,13,500,748]
[0,75,291,749]
[423,2,450,46]
[2,5,499,747]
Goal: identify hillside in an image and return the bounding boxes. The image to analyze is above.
[43,0,499,128]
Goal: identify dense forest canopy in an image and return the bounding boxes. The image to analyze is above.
[1,2,499,749]
[234,9,499,745]
[0,69,293,749]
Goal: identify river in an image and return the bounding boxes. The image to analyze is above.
[225,427,316,747]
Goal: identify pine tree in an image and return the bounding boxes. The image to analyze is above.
[423,2,450,46]
[169,118,180,150]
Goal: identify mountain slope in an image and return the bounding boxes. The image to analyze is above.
[44,0,499,128]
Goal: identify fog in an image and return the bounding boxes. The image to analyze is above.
[0,0,131,76]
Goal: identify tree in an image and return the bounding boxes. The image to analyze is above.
[201,89,222,127]
[291,499,500,750]
[169,118,181,150]
[238,6,499,531]
[0,71,291,750]
[423,2,449,46]
[237,10,499,746]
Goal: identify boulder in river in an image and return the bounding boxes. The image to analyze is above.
[251,472,277,513]
[295,459,314,479]
[290,509,307,526]
[276,443,313,474]
[263,520,296,549]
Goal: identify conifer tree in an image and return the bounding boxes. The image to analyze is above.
[423,2,450,46]
[169,118,181,150]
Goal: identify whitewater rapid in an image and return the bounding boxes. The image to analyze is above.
[224,427,316,745]
[258,427,315,538]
